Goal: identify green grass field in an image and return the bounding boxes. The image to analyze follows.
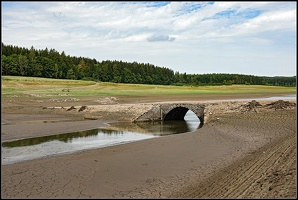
[1,76,296,98]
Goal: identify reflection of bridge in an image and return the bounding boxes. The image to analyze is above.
[133,103,205,125]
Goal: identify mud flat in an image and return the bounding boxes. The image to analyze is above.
[1,96,296,198]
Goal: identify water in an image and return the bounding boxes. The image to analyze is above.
[260,94,296,101]
[212,94,296,102]
[1,111,200,165]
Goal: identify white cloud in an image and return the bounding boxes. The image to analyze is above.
[1,1,296,76]
[147,34,176,42]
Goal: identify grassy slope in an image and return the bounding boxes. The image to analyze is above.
[1,76,296,98]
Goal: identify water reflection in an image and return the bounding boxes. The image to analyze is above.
[2,110,200,165]
[1,130,157,165]
[2,129,99,148]
[103,110,201,136]
[134,110,201,135]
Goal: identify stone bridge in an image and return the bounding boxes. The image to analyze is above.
[133,103,205,125]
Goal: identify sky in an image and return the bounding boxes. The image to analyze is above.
[1,1,297,77]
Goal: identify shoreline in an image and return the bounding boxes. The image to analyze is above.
[1,96,297,198]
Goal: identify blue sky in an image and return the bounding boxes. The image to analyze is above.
[1,1,296,76]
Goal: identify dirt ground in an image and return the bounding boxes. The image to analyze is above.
[1,93,297,198]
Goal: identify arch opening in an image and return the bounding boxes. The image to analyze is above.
[164,107,189,121]
[184,110,202,128]
[163,107,202,130]
[184,110,200,122]
[164,106,202,122]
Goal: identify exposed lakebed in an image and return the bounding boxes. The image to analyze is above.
[2,95,295,165]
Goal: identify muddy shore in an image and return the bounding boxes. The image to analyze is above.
[1,94,297,198]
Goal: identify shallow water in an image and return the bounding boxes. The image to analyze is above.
[1,111,200,165]
[214,94,296,102]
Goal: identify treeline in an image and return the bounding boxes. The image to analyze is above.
[1,43,296,87]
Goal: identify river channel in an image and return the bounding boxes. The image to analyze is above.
[2,111,201,165]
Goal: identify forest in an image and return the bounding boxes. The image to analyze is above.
[2,43,296,87]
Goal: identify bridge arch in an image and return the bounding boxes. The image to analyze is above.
[161,104,205,125]
[132,103,205,125]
